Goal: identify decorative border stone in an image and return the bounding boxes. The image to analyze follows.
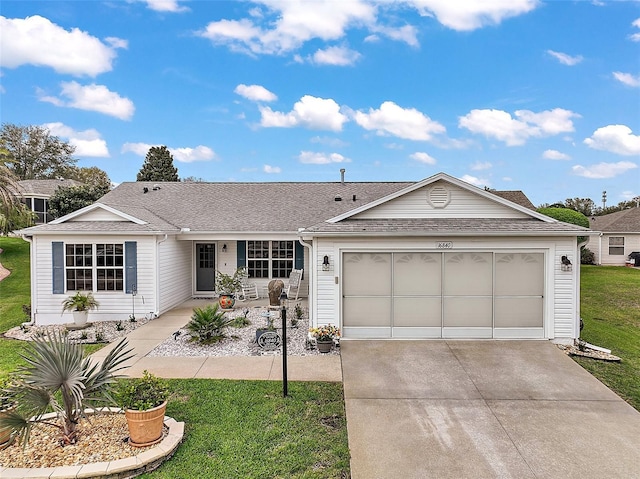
[0,408,184,479]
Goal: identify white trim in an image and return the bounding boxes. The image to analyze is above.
[342,327,392,339]
[49,203,147,225]
[442,327,493,339]
[327,172,556,224]
[493,328,544,339]
[392,327,442,338]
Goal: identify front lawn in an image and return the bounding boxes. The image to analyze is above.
[140,380,349,478]
[575,265,640,410]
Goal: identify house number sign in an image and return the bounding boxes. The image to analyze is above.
[257,331,282,350]
[436,241,453,249]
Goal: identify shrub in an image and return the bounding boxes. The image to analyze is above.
[187,303,235,344]
[536,207,590,243]
[581,247,595,265]
[115,370,169,411]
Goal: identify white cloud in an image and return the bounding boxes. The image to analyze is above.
[471,161,492,170]
[311,46,361,66]
[310,136,348,147]
[369,24,419,47]
[171,146,216,163]
[407,0,538,31]
[260,95,347,131]
[43,122,109,157]
[631,18,640,41]
[572,161,637,179]
[547,50,583,66]
[0,15,122,76]
[263,164,281,173]
[409,152,437,165]
[234,84,277,102]
[38,81,135,120]
[198,1,376,55]
[122,142,215,162]
[543,149,571,160]
[613,72,640,88]
[143,0,189,12]
[458,108,578,146]
[584,125,640,156]
[460,174,490,187]
[620,191,638,201]
[354,101,445,141]
[105,37,128,49]
[298,151,350,164]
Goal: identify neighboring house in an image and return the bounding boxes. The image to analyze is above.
[19,173,589,343]
[16,179,83,224]
[587,207,640,265]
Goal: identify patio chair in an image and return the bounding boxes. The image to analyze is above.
[286,268,303,301]
[236,272,259,301]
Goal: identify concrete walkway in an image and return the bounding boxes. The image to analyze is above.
[90,301,342,382]
[341,340,640,479]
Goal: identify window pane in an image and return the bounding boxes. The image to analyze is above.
[609,237,624,246]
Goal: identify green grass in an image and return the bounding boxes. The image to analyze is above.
[0,237,31,332]
[574,265,640,410]
[138,380,349,479]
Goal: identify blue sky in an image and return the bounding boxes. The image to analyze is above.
[1,0,639,207]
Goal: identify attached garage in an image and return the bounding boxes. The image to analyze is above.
[303,173,590,343]
[342,250,544,339]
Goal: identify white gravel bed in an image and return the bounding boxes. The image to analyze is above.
[148,306,339,357]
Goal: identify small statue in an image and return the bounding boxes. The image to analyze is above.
[267,279,285,306]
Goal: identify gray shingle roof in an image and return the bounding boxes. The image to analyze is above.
[303,218,590,235]
[490,191,536,210]
[17,179,83,196]
[589,208,640,233]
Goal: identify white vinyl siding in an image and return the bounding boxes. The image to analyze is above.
[587,234,640,266]
[353,181,531,220]
[32,235,157,325]
[158,237,192,314]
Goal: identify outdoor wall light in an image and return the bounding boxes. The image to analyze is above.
[322,255,331,271]
[222,243,227,253]
[561,255,572,272]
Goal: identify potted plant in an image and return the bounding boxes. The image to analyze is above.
[116,370,170,447]
[215,267,246,309]
[309,325,340,353]
[61,291,99,327]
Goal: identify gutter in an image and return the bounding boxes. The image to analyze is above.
[154,234,168,318]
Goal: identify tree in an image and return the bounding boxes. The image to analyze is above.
[136,146,179,182]
[65,166,112,191]
[48,183,110,219]
[537,207,590,243]
[0,123,76,180]
[0,147,35,234]
[563,198,596,217]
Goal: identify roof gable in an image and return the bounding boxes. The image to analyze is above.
[329,173,551,223]
[49,203,147,225]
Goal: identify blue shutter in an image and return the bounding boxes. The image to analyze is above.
[237,241,246,268]
[125,241,137,294]
[295,241,304,271]
[52,242,64,294]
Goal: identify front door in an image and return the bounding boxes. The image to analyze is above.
[196,243,216,293]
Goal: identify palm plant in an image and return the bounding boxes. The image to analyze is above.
[0,331,134,447]
[186,303,235,344]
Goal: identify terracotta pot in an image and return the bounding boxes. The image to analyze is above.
[125,401,167,447]
[0,407,15,445]
[316,340,333,353]
[218,294,235,310]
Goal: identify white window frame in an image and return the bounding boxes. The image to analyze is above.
[247,240,294,279]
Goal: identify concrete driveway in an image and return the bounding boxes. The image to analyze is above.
[341,340,640,479]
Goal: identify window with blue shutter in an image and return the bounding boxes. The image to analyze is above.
[52,242,64,294]
[125,241,137,294]
[237,241,246,268]
[295,241,304,271]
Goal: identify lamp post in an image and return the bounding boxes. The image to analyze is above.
[280,290,288,397]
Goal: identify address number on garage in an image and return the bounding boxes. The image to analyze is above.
[436,241,453,249]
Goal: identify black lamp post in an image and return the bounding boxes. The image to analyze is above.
[280,290,288,397]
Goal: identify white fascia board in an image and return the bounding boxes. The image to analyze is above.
[305,230,592,238]
[48,203,147,225]
[327,172,553,224]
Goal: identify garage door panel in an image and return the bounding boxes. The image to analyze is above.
[495,297,543,328]
[444,252,492,295]
[496,253,544,296]
[343,253,391,296]
[393,297,441,327]
[393,253,441,295]
[443,297,492,327]
[343,297,391,327]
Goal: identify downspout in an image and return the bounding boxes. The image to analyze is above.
[297,232,314,326]
[155,234,168,318]
[576,237,589,340]
[21,234,35,327]
[598,232,603,265]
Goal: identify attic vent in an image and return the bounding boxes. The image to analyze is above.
[427,185,450,208]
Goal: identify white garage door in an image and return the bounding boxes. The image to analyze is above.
[342,251,544,339]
